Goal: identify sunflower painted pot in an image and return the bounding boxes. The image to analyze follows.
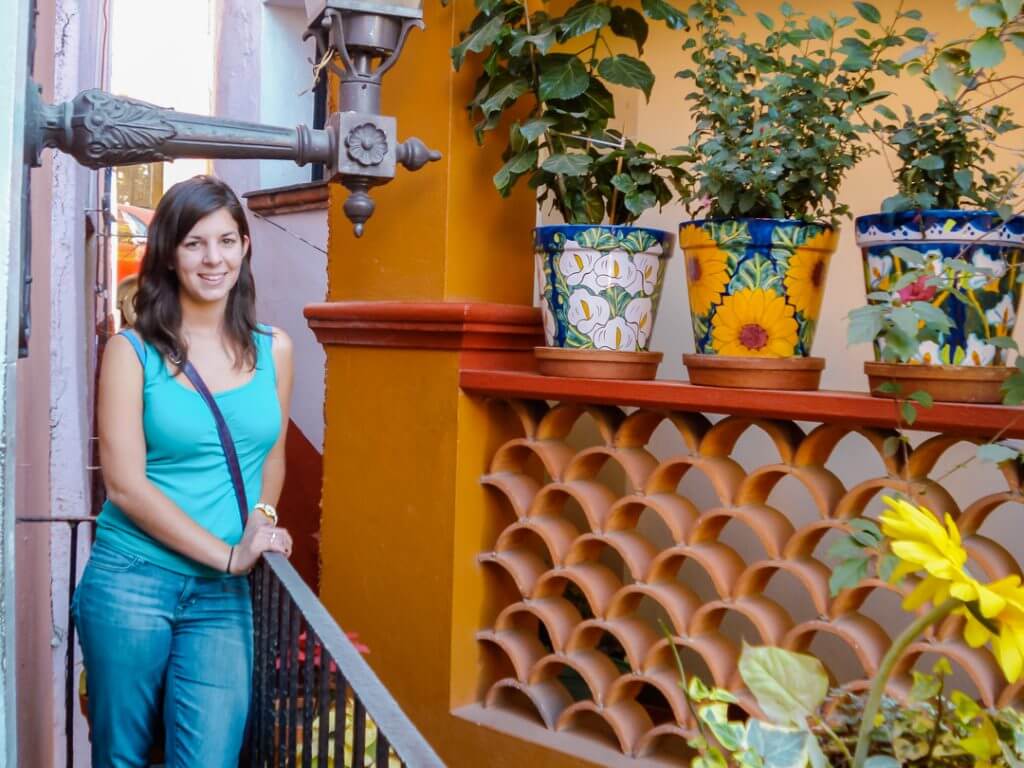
[679,219,838,357]
[856,211,1024,366]
[535,225,673,352]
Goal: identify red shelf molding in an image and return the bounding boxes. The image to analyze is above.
[459,369,1024,439]
[244,181,329,216]
[304,301,544,368]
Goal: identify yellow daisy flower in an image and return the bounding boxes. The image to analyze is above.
[680,225,731,316]
[783,230,837,320]
[710,288,798,357]
[957,575,1024,683]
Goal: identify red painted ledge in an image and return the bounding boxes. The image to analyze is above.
[243,181,329,216]
[304,301,544,369]
[459,368,1024,439]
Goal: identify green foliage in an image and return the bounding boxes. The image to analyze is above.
[674,0,919,223]
[870,1,1023,216]
[451,0,689,224]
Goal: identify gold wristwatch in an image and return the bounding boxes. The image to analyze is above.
[254,502,278,525]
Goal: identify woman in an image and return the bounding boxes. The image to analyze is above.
[73,175,294,767]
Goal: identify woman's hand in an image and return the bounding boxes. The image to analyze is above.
[229,512,292,574]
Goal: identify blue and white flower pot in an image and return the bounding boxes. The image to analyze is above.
[535,225,674,352]
[856,210,1024,366]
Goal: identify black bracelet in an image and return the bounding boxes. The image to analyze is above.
[226,545,235,574]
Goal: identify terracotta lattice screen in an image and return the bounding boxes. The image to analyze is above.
[473,398,1024,763]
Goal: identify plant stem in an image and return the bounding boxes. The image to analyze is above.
[851,598,959,768]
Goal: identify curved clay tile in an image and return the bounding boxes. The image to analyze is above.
[615,409,670,449]
[555,699,654,756]
[783,614,891,680]
[647,542,746,600]
[476,628,548,682]
[829,577,911,620]
[734,558,832,617]
[899,639,1004,708]
[959,491,1024,535]
[666,412,714,455]
[567,615,659,672]
[484,677,572,729]
[564,446,659,495]
[963,533,1021,583]
[479,549,549,597]
[690,595,794,647]
[834,478,959,521]
[495,597,581,652]
[701,417,806,464]
[534,562,623,618]
[643,633,739,689]
[537,403,625,445]
[606,582,702,634]
[495,517,577,567]
[997,677,1024,709]
[530,480,616,532]
[690,503,795,559]
[500,398,549,440]
[481,472,540,519]
[606,669,691,727]
[645,455,745,507]
[529,649,621,705]
[567,529,658,582]
[605,493,700,544]
[906,433,982,478]
[634,723,697,759]
[490,438,575,481]
[735,464,845,519]
[795,424,903,477]
[783,517,850,559]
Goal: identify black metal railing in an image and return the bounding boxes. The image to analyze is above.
[248,553,444,768]
[16,515,96,768]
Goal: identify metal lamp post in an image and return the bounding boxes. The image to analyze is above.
[23,0,439,237]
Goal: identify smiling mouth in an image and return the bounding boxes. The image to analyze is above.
[198,273,227,283]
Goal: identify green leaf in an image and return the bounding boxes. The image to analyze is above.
[509,28,557,55]
[745,720,808,768]
[479,78,530,116]
[864,758,900,768]
[737,644,829,726]
[850,518,882,543]
[699,703,745,751]
[991,336,1019,350]
[878,553,900,582]
[901,400,918,425]
[914,155,945,171]
[452,14,505,70]
[756,12,775,30]
[1011,32,1024,52]
[971,32,1006,69]
[969,3,1007,28]
[930,62,963,100]
[908,390,934,408]
[624,189,657,216]
[541,153,592,176]
[891,306,919,339]
[882,435,902,457]
[853,2,882,23]
[954,168,975,190]
[874,104,899,120]
[597,55,655,100]
[829,557,870,595]
[977,443,1020,463]
[876,380,901,394]
[519,117,556,142]
[1003,0,1024,16]
[539,56,590,101]
[640,0,687,30]
[609,6,649,54]
[559,1,612,40]
[847,306,885,345]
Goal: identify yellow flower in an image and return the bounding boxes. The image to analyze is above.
[957,575,1024,683]
[680,225,731,316]
[710,288,797,357]
[783,230,836,320]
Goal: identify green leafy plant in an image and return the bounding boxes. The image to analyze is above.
[450,0,689,224]
[674,0,921,223]
[867,1,1024,216]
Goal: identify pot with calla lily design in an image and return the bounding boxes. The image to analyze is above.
[535,225,674,380]
[678,218,839,390]
[852,210,1024,403]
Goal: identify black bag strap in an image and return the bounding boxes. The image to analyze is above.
[180,360,249,528]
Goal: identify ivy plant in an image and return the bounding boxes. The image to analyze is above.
[675,0,923,224]
[450,0,689,225]
[868,0,1024,216]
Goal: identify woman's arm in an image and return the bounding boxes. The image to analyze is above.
[257,327,293,508]
[98,334,288,572]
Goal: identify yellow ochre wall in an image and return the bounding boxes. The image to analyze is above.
[316,2,1023,766]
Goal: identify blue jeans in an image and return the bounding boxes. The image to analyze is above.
[72,542,253,768]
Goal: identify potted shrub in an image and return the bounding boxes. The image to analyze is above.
[850,2,1024,403]
[451,0,688,379]
[674,0,920,390]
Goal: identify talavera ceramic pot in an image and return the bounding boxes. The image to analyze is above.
[534,225,673,379]
[678,218,838,389]
[856,210,1024,366]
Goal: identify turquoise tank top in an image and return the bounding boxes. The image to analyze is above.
[95,325,282,577]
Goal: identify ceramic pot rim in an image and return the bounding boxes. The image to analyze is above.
[534,223,673,239]
[680,218,837,230]
[855,209,1024,247]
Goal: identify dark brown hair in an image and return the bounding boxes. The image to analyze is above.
[132,175,263,371]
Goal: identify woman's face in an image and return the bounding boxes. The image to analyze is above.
[173,207,249,306]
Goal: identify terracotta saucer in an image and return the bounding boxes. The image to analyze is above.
[864,362,1014,404]
[535,347,662,380]
[683,354,825,390]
